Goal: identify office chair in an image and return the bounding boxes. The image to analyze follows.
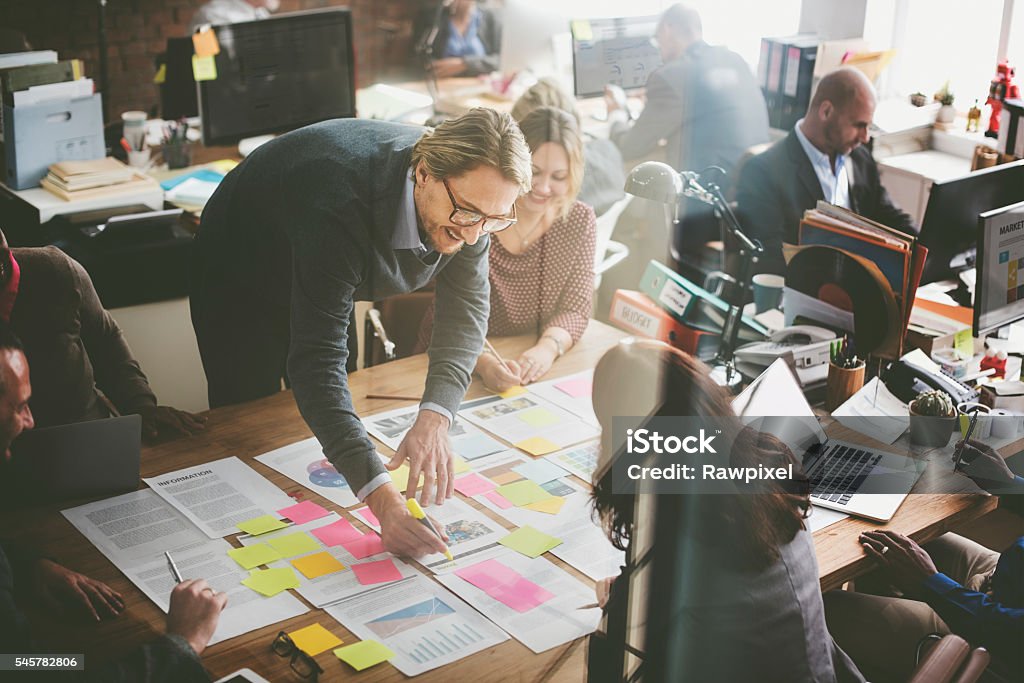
[362,285,436,369]
[593,195,632,291]
[907,634,990,683]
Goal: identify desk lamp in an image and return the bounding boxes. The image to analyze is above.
[623,161,763,391]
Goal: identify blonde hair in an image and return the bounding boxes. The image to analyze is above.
[510,77,581,126]
[410,108,532,193]
[516,106,584,219]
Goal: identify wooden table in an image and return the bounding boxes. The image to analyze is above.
[7,320,997,679]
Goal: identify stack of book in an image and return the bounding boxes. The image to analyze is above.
[40,157,159,201]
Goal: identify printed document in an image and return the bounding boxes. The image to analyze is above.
[254,437,359,508]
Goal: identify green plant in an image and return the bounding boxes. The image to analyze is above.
[911,390,954,417]
[935,82,955,106]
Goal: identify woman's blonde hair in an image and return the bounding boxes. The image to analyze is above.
[510,77,581,126]
[516,106,585,218]
[410,108,532,193]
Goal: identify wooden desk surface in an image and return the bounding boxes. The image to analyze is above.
[7,320,997,679]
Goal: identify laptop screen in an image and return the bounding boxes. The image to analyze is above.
[731,359,827,457]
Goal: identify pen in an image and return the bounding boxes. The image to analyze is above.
[405,498,453,561]
[577,602,600,610]
[120,137,132,154]
[953,410,979,472]
[165,550,183,583]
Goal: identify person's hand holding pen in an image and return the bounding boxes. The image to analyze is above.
[952,438,1016,489]
[164,551,227,656]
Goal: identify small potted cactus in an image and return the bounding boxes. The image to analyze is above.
[908,389,956,447]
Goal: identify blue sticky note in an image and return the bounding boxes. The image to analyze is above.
[160,168,224,191]
[456,434,506,460]
[512,458,569,484]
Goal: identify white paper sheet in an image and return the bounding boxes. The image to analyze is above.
[324,573,508,676]
[806,506,850,532]
[544,440,600,484]
[254,437,359,508]
[526,370,599,425]
[237,514,417,607]
[831,377,910,445]
[435,552,601,653]
[458,394,599,452]
[142,456,295,538]
[61,490,307,645]
[363,404,508,460]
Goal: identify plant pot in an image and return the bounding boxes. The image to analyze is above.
[936,104,956,123]
[908,402,956,447]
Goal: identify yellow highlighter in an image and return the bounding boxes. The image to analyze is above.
[405,498,454,561]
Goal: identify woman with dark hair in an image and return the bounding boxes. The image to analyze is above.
[587,339,864,682]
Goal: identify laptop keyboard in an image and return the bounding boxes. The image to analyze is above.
[807,444,882,506]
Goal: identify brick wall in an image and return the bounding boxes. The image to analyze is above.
[0,0,421,122]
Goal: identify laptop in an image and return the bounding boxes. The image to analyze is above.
[7,415,141,501]
[733,359,922,522]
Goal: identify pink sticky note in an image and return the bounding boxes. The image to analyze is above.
[554,377,592,399]
[455,559,554,612]
[454,473,496,497]
[310,518,363,547]
[341,532,385,559]
[500,577,555,612]
[277,500,330,525]
[356,507,380,528]
[350,558,403,585]
[455,559,521,591]
[483,491,513,509]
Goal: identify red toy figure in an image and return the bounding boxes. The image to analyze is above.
[980,348,1008,379]
[986,60,1020,138]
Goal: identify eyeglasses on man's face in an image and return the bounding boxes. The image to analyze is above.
[272,631,324,680]
[442,177,517,234]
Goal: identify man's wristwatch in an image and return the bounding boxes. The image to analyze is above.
[541,334,564,357]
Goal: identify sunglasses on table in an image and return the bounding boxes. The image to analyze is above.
[442,177,517,233]
[272,631,324,680]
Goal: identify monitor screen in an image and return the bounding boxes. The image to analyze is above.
[161,37,198,120]
[975,200,1024,335]
[500,1,571,80]
[918,159,1024,283]
[198,8,356,146]
[571,15,661,98]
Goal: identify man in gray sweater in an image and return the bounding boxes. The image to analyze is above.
[191,109,531,557]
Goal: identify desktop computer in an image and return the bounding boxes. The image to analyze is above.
[570,15,662,98]
[499,1,572,81]
[975,199,1024,335]
[197,8,356,147]
[918,159,1024,284]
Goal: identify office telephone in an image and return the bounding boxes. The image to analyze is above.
[882,358,979,406]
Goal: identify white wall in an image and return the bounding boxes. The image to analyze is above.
[799,0,868,39]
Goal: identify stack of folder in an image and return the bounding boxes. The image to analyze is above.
[40,157,159,201]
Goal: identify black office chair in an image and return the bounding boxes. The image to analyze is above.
[362,285,436,369]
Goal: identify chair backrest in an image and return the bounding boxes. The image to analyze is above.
[594,195,633,289]
[363,287,435,368]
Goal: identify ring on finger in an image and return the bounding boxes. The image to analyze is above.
[880,546,889,555]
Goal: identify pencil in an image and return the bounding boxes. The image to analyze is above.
[482,338,512,373]
[366,394,421,401]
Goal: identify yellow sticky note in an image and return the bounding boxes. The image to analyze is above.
[268,532,322,558]
[291,551,346,579]
[227,543,283,570]
[192,54,218,82]
[390,463,410,490]
[495,479,552,506]
[153,63,166,85]
[289,623,343,656]
[208,159,238,174]
[954,328,973,357]
[514,436,560,456]
[242,567,300,597]
[237,515,288,536]
[523,496,566,515]
[453,456,470,474]
[499,385,527,399]
[571,20,593,41]
[499,525,562,558]
[334,640,396,671]
[517,408,560,428]
[191,27,221,58]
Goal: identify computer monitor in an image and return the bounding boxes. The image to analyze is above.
[160,37,198,120]
[197,8,356,147]
[975,200,1024,335]
[918,159,1024,284]
[571,15,662,98]
[500,1,572,80]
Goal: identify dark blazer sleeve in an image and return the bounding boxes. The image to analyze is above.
[852,149,916,234]
[461,7,501,76]
[736,151,788,275]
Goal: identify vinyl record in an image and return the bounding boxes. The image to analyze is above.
[786,245,900,356]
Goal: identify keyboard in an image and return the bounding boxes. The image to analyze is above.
[807,444,883,506]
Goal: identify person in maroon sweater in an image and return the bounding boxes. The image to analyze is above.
[419,107,597,391]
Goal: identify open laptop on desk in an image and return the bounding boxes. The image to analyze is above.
[733,359,923,522]
[7,415,141,502]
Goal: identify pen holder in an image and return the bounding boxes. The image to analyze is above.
[826,361,865,412]
[163,142,193,170]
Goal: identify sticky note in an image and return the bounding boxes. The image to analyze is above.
[455,434,505,460]
[191,27,221,57]
[454,472,497,497]
[228,543,282,570]
[341,532,386,560]
[495,480,553,506]
[555,376,592,398]
[192,54,217,82]
[390,463,424,491]
[334,640,396,671]
[453,456,471,474]
[350,558,403,585]
[499,385,527,399]
[311,518,363,546]
[571,19,593,41]
[513,459,569,484]
[455,559,554,612]
[291,551,346,579]
[483,490,513,509]
[499,525,563,558]
[355,507,380,528]
[237,515,289,536]
[208,159,238,174]
[242,567,300,597]
[267,532,322,558]
[517,408,560,428]
[289,623,343,656]
[514,436,561,456]
[523,496,566,515]
[153,63,166,85]
[277,500,330,525]
[954,328,973,357]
